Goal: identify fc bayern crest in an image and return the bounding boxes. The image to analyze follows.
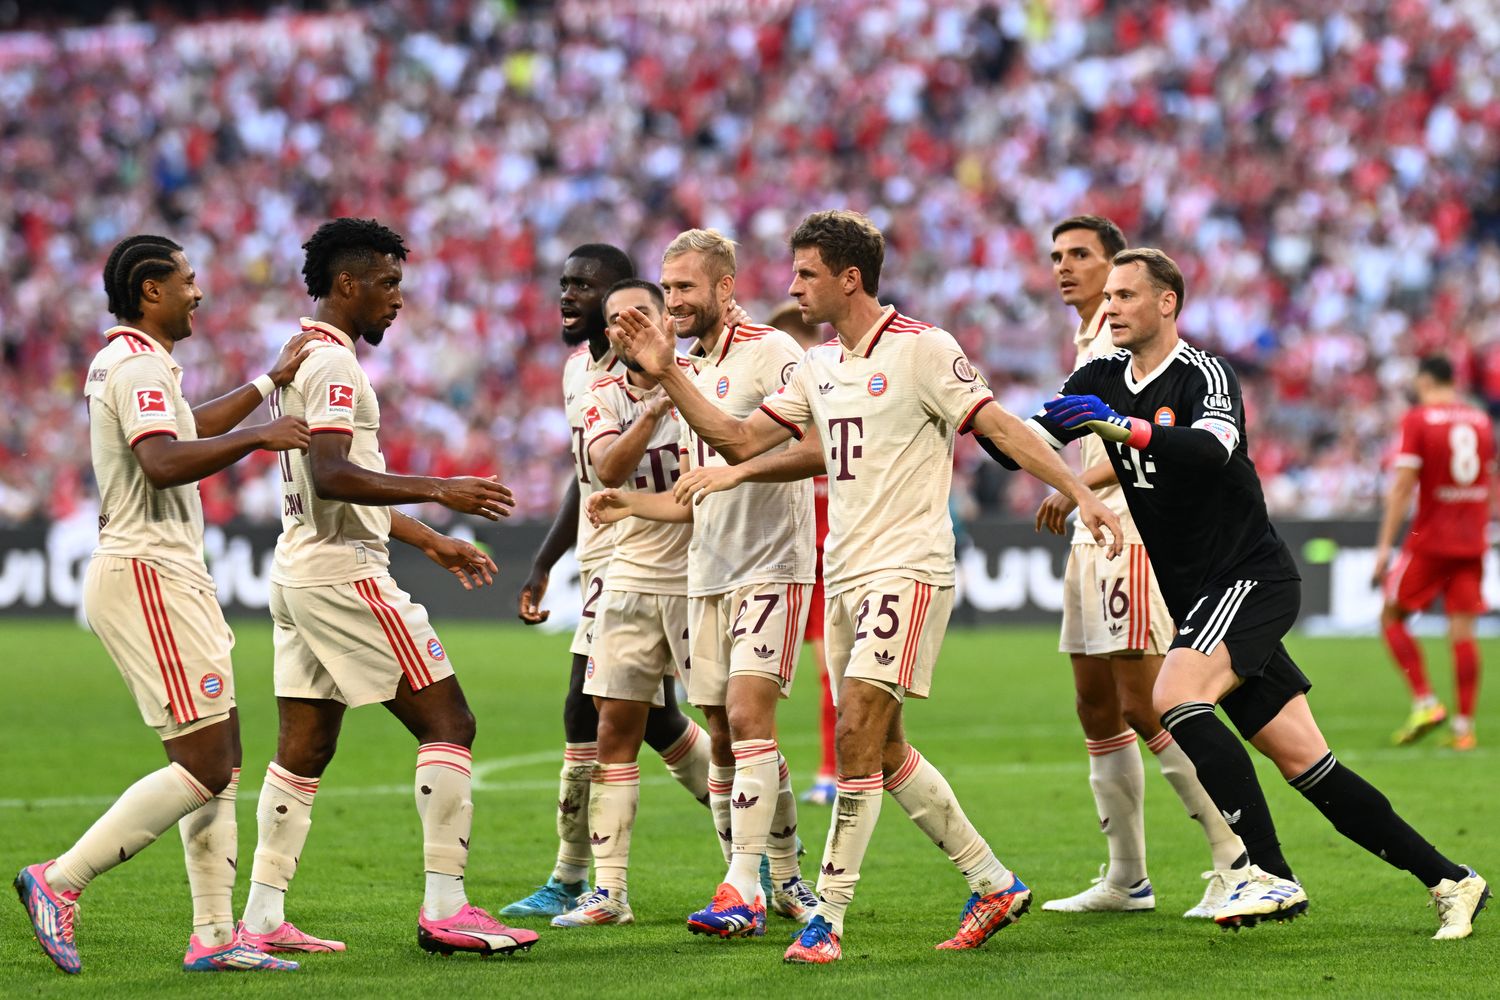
[586,657,596,679]
[1154,407,1176,427]
[716,376,730,398]
[200,673,224,698]
[868,372,888,396]
[427,637,446,660]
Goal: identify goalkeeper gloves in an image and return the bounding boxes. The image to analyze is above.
[1042,394,1153,449]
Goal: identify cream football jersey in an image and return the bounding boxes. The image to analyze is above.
[84,326,213,587]
[271,319,392,587]
[1066,305,1143,546]
[680,324,815,597]
[564,344,624,568]
[581,368,692,595]
[760,307,993,594]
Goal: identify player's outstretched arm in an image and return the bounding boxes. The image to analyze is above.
[1043,395,1231,467]
[1371,465,1419,585]
[591,391,672,488]
[191,331,320,437]
[1035,459,1118,535]
[614,306,789,462]
[972,402,1122,557]
[133,416,310,489]
[518,479,579,624]
[391,511,497,591]
[587,488,693,525]
[672,428,825,506]
[307,433,515,520]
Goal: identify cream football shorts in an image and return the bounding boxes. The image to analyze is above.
[270,575,454,708]
[84,555,236,740]
[570,560,608,657]
[685,582,812,707]
[825,576,954,703]
[583,588,688,707]
[1059,543,1172,657]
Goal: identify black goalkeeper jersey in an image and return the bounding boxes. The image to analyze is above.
[1028,340,1299,621]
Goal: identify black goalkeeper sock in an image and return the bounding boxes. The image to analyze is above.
[1289,751,1465,888]
[1161,702,1295,881]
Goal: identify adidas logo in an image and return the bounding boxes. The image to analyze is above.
[771,825,797,840]
[718,827,731,842]
[1180,625,1195,635]
[1108,621,1124,636]
[874,650,894,666]
[1099,816,1110,832]
[559,798,581,816]
[819,382,835,394]
[753,644,776,659]
[589,832,611,846]
[1220,808,1241,825]
[820,862,846,876]
[731,792,760,809]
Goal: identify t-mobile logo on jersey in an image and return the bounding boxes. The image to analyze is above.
[828,417,864,481]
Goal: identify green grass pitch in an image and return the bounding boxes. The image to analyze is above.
[1,619,1494,998]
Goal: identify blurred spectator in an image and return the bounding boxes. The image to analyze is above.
[2,0,1499,526]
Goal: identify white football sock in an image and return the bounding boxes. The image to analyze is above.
[815,774,883,936]
[242,762,319,933]
[554,742,596,885]
[885,746,1012,896]
[178,766,239,946]
[1147,729,1246,870]
[48,762,212,896]
[416,743,473,920]
[726,739,779,901]
[1087,730,1147,887]
[766,754,802,885]
[708,763,734,864]
[589,762,640,902]
[659,722,710,806]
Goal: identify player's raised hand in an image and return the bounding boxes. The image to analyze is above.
[1076,492,1124,559]
[672,465,745,506]
[436,475,516,520]
[423,534,498,591]
[586,488,634,526]
[268,330,322,386]
[616,306,674,378]
[517,565,550,624]
[257,415,311,451]
[725,299,752,330]
[1035,490,1077,535]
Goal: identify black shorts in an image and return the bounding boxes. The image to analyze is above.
[1170,577,1311,739]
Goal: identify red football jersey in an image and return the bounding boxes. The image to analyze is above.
[1395,402,1495,558]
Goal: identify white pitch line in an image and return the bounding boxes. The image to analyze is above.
[0,744,1483,811]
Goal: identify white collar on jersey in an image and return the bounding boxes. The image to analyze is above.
[1124,339,1187,394]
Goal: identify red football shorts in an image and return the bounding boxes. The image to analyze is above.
[1386,550,1486,615]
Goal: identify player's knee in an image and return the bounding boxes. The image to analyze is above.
[183,756,234,796]
[725,701,772,742]
[1380,603,1405,628]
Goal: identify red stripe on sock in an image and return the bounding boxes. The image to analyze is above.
[883,746,922,790]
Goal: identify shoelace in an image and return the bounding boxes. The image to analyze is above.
[795,920,832,947]
[710,885,742,910]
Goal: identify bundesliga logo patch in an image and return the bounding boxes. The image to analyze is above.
[427,637,445,661]
[868,372,888,396]
[327,383,355,412]
[135,388,168,415]
[716,376,730,398]
[200,673,224,698]
[584,405,602,430]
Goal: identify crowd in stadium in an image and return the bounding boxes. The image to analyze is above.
[3,0,1499,527]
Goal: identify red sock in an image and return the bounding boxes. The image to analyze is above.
[819,663,837,777]
[1383,620,1431,699]
[1453,638,1480,718]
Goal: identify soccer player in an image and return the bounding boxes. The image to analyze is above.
[502,244,711,919]
[766,299,838,807]
[1034,217,1245,917]
[15,234,311,974]
[1373,355,1494,750]
[1021,247,1489,938]
[616,210,1123,963]
[236,218,538,958]
[587,231,820,936]
[550,279,704,928]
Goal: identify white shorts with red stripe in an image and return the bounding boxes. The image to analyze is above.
[84,555,236,740]
[1059,543,1172,657]
[270,575,453,707]
[685,583,812,707]
[825,576,954,703]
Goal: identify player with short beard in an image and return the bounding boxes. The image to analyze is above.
[15,235,312,975]
[237,218,536,958]
[501,245,713,920]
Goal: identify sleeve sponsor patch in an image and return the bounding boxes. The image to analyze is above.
[1193,416,1239,453]
[1202,392,1233,412]
[781,361,797,386]
[327,383,355,412]
[952,357,978,382]
[135,388,169,415]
